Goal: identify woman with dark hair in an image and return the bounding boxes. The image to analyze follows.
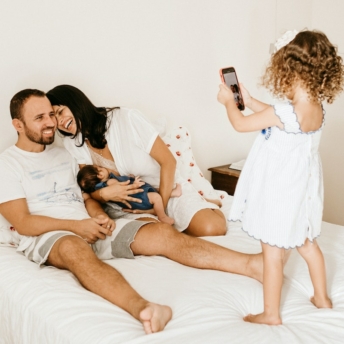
[46,85,226,236]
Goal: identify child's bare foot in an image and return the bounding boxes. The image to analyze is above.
[244,312,282,325]
[139,303,172,334]
[205,198,222,207]
[158,215,175,225]
[171,183,182,197]
[310,296,332,308]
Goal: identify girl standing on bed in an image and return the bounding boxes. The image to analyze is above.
[217,30,344,325]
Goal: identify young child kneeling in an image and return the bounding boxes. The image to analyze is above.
[77,165,181,225]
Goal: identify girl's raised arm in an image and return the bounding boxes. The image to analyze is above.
[218,84,283,133]
[239,83,270,113]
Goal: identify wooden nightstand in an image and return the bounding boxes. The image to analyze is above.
[208,164,241,196]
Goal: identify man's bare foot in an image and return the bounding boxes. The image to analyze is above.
[310,296,332,308]
[246,253,263,283]
[139,303,172,334]
[244,312,282,325]
[158,215,175,225]
[171,183,182,198]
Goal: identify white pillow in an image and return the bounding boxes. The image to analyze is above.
[0,214,21,247]
[162,126,227,201]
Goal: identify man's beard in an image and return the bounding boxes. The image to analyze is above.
[24,125,55,145]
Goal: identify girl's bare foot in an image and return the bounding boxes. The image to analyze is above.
[158,215,175,225]
[310,296,332,308]
[171,183,182,197]
[244,312,282,325]
[139,303,172,334]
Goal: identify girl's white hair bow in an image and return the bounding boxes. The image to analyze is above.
[274,30,299,52]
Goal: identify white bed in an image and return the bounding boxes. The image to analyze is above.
[1,194,344,344]
[1,127,344,343]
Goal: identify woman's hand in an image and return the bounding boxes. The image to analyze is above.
[98,179,145,208]
[134,176,144,183]
[217,84,235,107]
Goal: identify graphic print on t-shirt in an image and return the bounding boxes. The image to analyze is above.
[38,181,83,204]
[29,161,83,205]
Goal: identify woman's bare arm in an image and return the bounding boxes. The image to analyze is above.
[149,136,176,209]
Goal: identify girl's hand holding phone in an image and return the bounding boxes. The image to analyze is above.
[237,83,252,109]
[219,66,245,110]
[217,83,234,107]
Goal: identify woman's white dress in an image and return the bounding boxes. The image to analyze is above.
[62,108,217,231]
[229,103,325,248]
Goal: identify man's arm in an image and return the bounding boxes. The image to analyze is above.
[0,198,112,244]
[83,195,116,234]
[82,193,115,230]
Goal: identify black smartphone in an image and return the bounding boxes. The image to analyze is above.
[219,66,245,111]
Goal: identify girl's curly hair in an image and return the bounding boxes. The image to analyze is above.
[262,30,344,103]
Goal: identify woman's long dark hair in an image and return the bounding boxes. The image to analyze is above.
[46,85,119,149]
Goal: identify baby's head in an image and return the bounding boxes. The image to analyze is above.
[77,165,110,193]
[263,30,344,103]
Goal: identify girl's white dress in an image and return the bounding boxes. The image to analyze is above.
[229,103,325,248]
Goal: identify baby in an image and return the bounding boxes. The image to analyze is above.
[77,165,182,225]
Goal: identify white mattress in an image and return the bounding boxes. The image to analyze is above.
[1,197,344,343]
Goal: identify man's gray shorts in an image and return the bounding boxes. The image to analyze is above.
[20,219,153,266]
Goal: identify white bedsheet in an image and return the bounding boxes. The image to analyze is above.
[1,197,344,343]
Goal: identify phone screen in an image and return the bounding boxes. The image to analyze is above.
[220,67,245,111]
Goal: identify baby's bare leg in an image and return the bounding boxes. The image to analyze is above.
[244,242,284,325]
[205,198,222,207]
[170,183,182,198]
[297,239,332,308]
[148,192,175,225]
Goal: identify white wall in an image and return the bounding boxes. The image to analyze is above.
[0,0,277,178]
[0,0,342,224]
[0,0,275,161]
[311,0,344,225]
[273,0,344,226]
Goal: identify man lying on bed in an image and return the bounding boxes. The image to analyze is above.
[0,89,262,334]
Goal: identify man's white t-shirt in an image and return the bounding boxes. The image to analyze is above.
[0,145,89,249]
